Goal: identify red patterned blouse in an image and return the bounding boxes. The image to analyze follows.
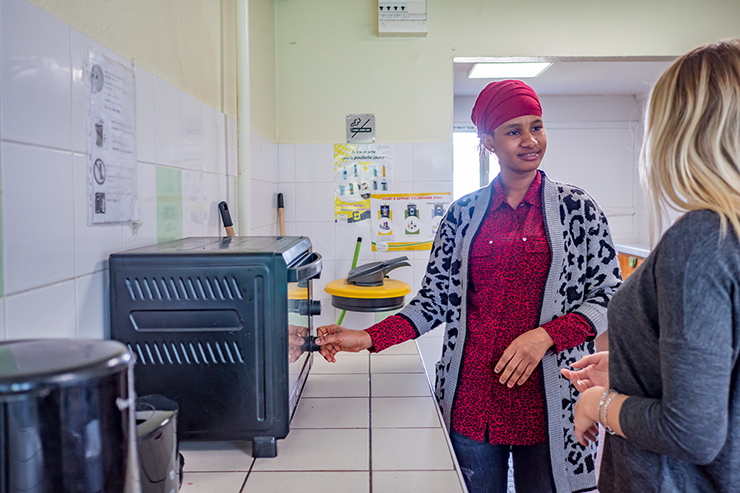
[366,172,593,445]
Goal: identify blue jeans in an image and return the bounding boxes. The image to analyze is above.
[450,432,555,493]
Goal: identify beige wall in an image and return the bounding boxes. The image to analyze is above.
[275,0,740,144]
[28,0,240,118]
[249,0,277,141]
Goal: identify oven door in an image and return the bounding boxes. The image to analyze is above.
[287,252,322,418]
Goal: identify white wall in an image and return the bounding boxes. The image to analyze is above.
[0,0,243,340]
[455,94,647,244]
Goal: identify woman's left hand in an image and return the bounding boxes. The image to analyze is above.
[494,327,554,387]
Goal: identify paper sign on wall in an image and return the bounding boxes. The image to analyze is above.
[87,48,139,225]
[370,192,451,251]
[334,144,393,225]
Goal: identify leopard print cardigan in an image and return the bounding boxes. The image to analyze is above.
[396,171,622,493]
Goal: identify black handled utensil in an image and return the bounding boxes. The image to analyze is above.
[218,201,235,237]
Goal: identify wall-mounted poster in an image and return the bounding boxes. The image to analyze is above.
[370,192,452,251]
[87,47,138,225]
[334,144,393,225]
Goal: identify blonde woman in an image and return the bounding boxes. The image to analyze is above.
[566,39,740,492]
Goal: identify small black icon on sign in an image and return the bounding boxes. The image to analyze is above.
[95,193,106,214]
[94,159,106,185]
[350,118,372,138]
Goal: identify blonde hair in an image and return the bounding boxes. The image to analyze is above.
[641,39,740,242]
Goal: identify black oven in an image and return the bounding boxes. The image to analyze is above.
[109,236,321,458]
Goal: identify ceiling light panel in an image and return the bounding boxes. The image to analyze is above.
[468,62,552,79]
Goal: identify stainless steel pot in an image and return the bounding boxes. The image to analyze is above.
[0,339,140,493]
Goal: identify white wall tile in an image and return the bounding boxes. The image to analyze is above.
[413,142,453,182]
[263,138,279,183]
[6,281,76,339]
[154,77,181,167]
[180,92,204,171]
[123,162,157,249]
[250,131,264,181]
[278,144,295,183]
[295,144,333,182]
[227,117,237,176]
[277,183,296,222]
[2,143,75,294]
[203,172,228,236]
[295,221,335,261]
[264,181,279,232]
[413,260,428,295]
[392,181,414,193]
[76,270,108,339]
[341,310,376,331]
[73,154,123,275]
[312,260,334,301]
[182,169,204,237]
[70,29,122,154]
[0,300,6,340]
[1,0,71,150]
[334,224,374,261]
[295,182,334,223]
[202,105,221,174]
[413,181,453,194]
[135,65,156,163]
[393,143,414,182]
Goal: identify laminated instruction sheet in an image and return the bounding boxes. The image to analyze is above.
[370,192,452,251]
[87,48,139,225]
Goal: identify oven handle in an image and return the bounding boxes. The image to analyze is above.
[288,252,322,282]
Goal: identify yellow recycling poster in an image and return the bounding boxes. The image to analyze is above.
[334,144,393,225]
[370,193,452,251]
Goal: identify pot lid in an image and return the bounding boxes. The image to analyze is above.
[0,339,132,395]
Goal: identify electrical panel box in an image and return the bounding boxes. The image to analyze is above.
[378,0,427,37]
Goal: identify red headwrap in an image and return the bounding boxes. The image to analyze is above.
[470,80,542,137]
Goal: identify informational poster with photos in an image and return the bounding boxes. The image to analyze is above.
[87,48,139,225]
[370,192,452,251]
[334,143,393,225]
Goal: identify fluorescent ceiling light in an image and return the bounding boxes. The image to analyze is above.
[468,62,552,79]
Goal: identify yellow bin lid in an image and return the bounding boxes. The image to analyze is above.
[325,278,412,312]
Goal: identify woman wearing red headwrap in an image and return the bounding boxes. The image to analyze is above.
[316,80,621,493]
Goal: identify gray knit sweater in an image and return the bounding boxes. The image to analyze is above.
[396,171,622,493]
[600,209,740,492]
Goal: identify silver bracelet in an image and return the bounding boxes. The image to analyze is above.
[596,388,611,425]
[603,390,618,435]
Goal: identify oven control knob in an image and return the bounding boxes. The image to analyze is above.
[299,300,322,316]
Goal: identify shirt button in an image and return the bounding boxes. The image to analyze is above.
[522,237,527,241]
[489,240,493,244]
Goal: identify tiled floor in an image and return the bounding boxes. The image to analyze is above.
[179,337,467,493]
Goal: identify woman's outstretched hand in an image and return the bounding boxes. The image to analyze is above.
[561,351,610,392]
[315,324,373,363]
[494,327,554,387]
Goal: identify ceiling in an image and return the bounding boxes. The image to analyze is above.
[453,57,677,98]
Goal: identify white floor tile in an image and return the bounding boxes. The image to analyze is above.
[246,471,368,493]
[252,429,368,471]
[311,351,369,374]
[372,428,455,471]
[179,441,253,472]
[370,354,424,374]
[302,373,369,398]
[372,373,431,398]
[180,472,246,493]
[375,340,418,355]
[291,397,369,429]
[372,471,464,493]
[372,397,442,429]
